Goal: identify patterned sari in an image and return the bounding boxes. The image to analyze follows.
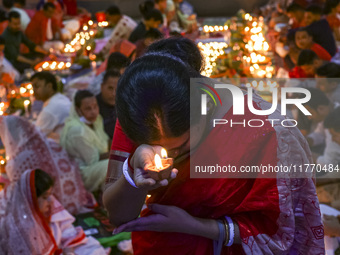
[0,115,96,214]
[0,169,107,255]
[109,92,325,254]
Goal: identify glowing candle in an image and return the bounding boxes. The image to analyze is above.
[146,149,173,180]
[24,100,30,118]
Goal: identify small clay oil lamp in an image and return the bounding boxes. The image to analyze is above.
[146,148,173,181]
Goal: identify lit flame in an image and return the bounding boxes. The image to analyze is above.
[161,148,167,159]
[24,100,30,106]
[0,160,5,165]
[86,46,91,51]
[66,62,71,68]
[42,62,49,69]
[88,20,93,26]
[154,154,163,170]
[20,87,27,94]
[26,84,32,89]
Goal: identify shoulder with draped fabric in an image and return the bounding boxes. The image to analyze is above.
[131,92,324,255]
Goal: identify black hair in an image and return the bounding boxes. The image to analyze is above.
[102,69,121,84]
[316,62,340,78]
[116,54,201,144]
[305,88,330,110]
[305,4,323,15]
[287,3,304,13]
[146,37,204,72]
[155,0,166,3]
[14,0,25,6]
[324,107,340,132]
[296,27,312,36]
[107,52,131,71]
[297,49,318,66]
[140,1,163,22]
[106,5,121,16]
[34,169,54,198]
[43,2,55,11]
[140,0,154,15]
[0,8,7,22]
[145,28,163,40]
[324,0,340,14]
[74,90,94,108]
[3,0,14,9]
[8,10,20,21]
[31,71,58,92]
[0,36,5,45]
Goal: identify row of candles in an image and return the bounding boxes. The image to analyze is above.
[197,42,228,77]
[36,61,72,72]
[198,13,275,80]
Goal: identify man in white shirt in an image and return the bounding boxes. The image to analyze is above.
[31,71,71,141]
[10,0,31,31]
[99,5,137,58]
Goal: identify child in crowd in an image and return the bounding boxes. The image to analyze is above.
[289,49,324,78]
[295,28,332,61]
[135,28,163,58]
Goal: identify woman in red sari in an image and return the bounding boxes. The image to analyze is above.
[103,39,324,254]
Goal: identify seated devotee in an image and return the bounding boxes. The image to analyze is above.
[295,28,332,61]
[31,71,71,141]
[96,70,120,140]
[103,46,324,254]
[89,52,130,96]
[135,28,163,58]
[304,4,322,26]
[316,62,340,104]
[289,49,323,78]
[60,90,110,192]
[25,3,64,51]
[0,36,20,83]
[286,3,306,29]
[99,5,137,59]
[2,11,49,73]
[325,0,340,41]
[0,169,107,254]
[0,115,96,214]
[10,0,31,31]
[128,3,163,43]
[36,0,81,41]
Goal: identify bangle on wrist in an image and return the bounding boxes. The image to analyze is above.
[122,158,138,188]
[224,216,235,246]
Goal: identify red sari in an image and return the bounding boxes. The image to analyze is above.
[109,93,325,254]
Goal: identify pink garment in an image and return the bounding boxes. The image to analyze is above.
[0,115,96,214]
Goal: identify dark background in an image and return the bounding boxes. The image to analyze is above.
[25,0,269,19]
